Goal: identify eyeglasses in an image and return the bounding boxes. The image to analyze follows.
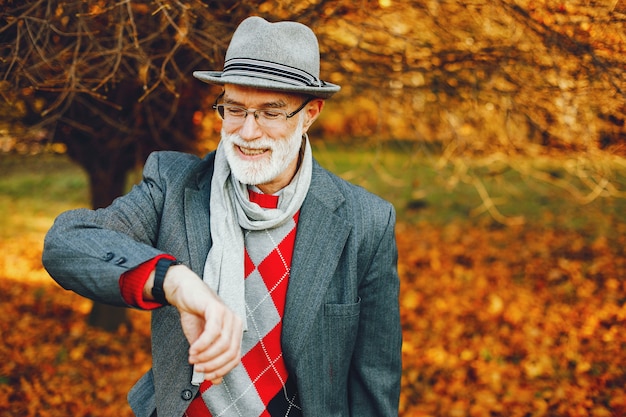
[212,92,313,129]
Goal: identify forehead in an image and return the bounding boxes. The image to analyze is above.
[223,84,300,106]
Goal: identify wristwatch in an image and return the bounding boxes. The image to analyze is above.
[152,258,182,305]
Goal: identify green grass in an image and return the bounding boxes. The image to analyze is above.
[2,146,625,241]
[312,141,626,238]
[0,153,89,239]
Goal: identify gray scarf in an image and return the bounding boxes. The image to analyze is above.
[192,136,312,385]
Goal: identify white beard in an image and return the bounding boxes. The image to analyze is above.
[221,118,304,186]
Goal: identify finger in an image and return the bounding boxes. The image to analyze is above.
[188,309,225,356]
[189,329,240,367]
[191,320,242,374]
[210,377,223,385]
[189,328,228,363]
[190,311,241,362]
[179,312,203,345]
[198,353,242,383]
[194,340,241,370]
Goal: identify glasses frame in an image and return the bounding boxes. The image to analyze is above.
[212,91,314,125]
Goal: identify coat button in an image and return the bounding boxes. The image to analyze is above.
[115,257,127,265]
[181,389,193,401]
[104,252,114,261]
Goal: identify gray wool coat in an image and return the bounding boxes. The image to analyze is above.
[42,150,402,417]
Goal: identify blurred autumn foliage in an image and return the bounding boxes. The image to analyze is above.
[1,0,625,232]
[1,219,626,416]
[2,0,626,415]
[397,222,626,416]
[2,0,625,156]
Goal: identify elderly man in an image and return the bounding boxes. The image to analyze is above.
[43,16,401,417]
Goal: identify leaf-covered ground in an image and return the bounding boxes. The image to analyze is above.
[0,234,152,417]
[1,222,625,416]
[397,222,626,416]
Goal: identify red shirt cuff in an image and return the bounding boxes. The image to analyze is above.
[119,254,176,309]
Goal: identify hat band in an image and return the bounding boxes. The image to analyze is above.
[222,58,324,88]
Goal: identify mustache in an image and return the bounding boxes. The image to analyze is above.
[221,131,276,150]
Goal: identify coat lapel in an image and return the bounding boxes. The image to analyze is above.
[184,188,211,272]
[183,153,215,273]
[282,163,352,363]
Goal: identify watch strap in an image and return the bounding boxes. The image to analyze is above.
[152,258,181,305]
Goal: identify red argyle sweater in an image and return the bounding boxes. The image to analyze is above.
[184,190,302,417]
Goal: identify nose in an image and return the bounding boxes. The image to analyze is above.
[238,112,263,141]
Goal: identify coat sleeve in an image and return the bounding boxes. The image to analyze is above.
[41,151,182,306]
[349,204,402,416]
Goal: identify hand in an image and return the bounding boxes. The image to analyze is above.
[164,265,243,384]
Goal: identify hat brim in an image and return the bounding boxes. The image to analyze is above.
[193,71,340,99]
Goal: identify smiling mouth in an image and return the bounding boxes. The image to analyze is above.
[238,145,268,156]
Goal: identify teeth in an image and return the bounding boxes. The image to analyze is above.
[239,146,266,156]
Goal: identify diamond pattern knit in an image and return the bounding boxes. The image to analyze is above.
[185,191,302,417]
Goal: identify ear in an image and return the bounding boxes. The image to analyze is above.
[302,98,324,133]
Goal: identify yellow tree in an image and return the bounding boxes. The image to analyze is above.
[2,0,625,330]
[0,0,337,329]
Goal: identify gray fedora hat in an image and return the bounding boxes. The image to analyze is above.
[193,16,340,98]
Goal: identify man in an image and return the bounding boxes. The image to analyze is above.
[43,16,401,417]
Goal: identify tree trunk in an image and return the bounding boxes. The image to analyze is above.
[88,304,130,332]
[57,120,139,332]
[85,159,134,331]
